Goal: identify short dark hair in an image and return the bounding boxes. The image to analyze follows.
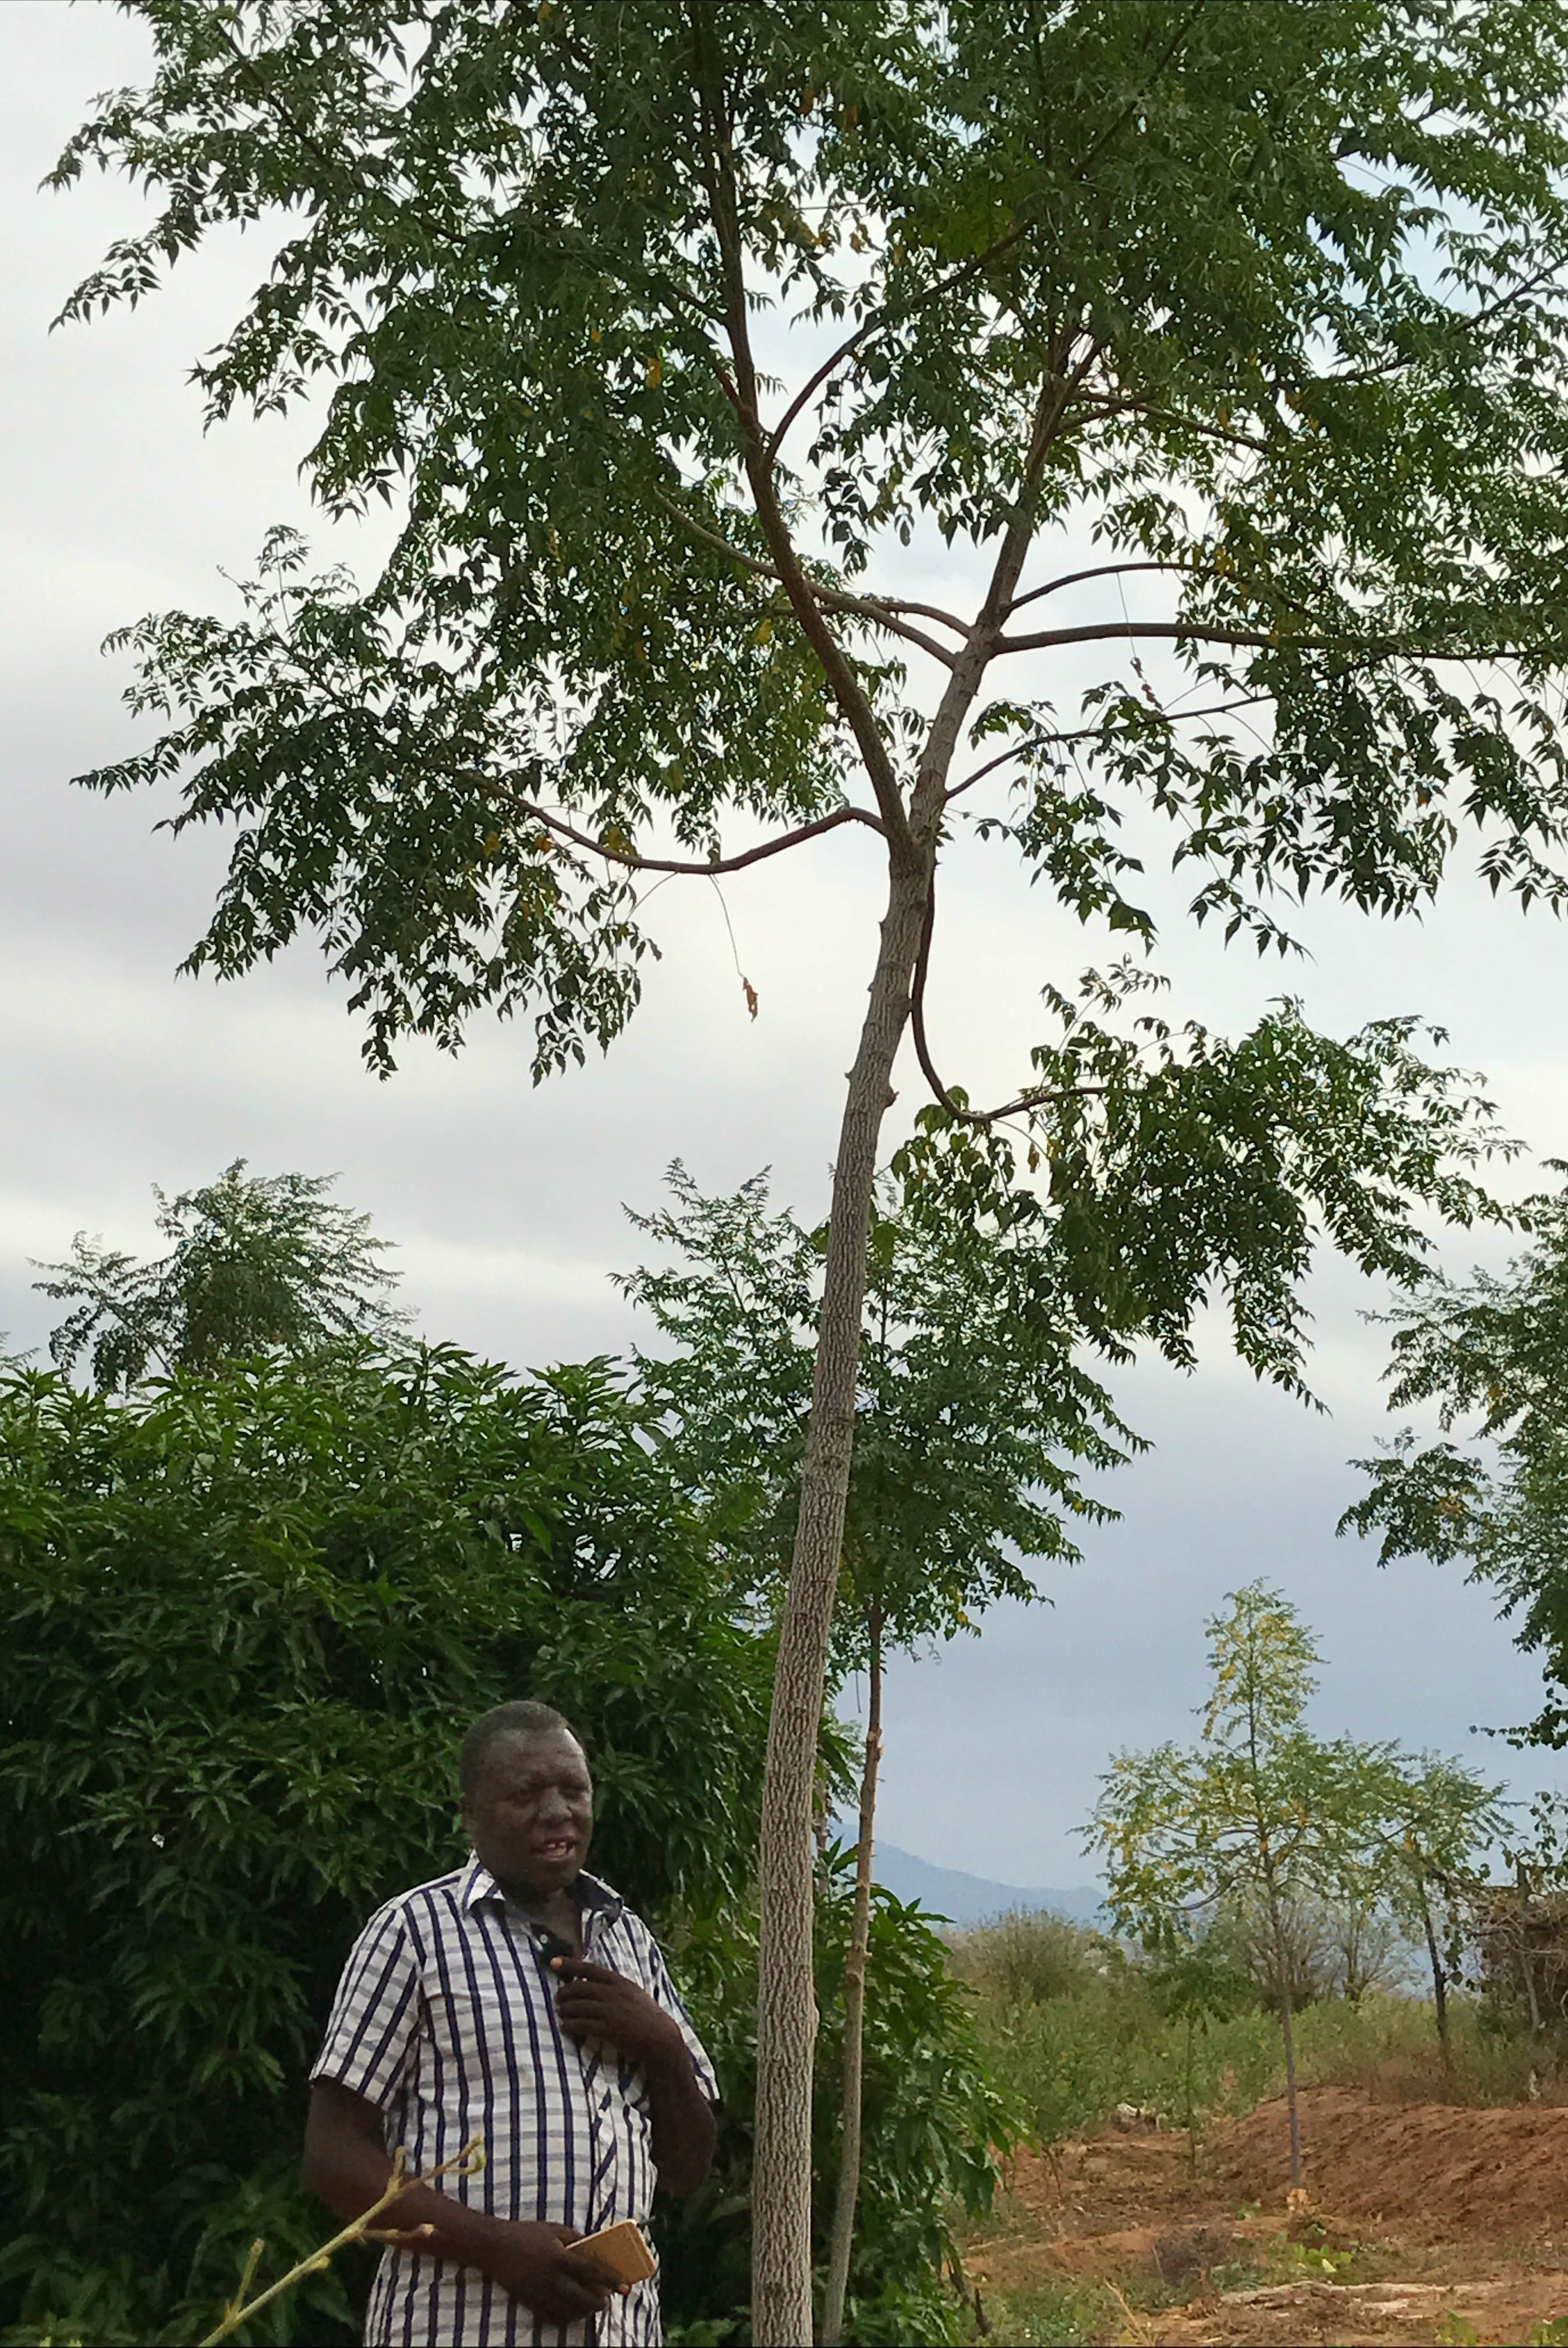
[459,1700,585,1796]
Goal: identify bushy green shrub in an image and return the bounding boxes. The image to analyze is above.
[946,1910,1112,2010]
[0,1352,1018,2347]
[0,1349,774,2347]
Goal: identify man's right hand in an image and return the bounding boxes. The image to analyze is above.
[477,2219,616,2324]
[303,2082,615,2322]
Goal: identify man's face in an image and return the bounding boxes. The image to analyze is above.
[462,1728,595,1900]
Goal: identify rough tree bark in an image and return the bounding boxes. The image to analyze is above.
[821,1601,884,2348]
[1268,1884,1304,2191]
[752,875,928,2347]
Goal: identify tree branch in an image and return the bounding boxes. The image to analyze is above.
[908,871,1106,1125]
[996,617,1547,663]
[998,619,1328,657]
[652,493,964,667]
[691,5,919,869]
[905,337,1106,852]
[1078,395,1274,454]
[1007,560,1195,617]
[1297,254,1568,391]
[759,219,1037,471]
[941,695,1271,805]
[758,0,1211,473]
[491,791,885,875]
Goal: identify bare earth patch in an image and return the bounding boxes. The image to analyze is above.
[964,2087,1568,2345]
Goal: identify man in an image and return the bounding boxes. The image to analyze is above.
[304,1700,718,2347]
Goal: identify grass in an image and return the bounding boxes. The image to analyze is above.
[946,1909,1559,2149]
[966,2275,1126,2345]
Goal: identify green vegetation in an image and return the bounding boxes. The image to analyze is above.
[623,1167,1127,2340]
[951,1909,1549,2151]
[668,1864,1021,2348]
[0,1347,1011,2346]
[1085,1583,1502,2184]
[0,1346,770,2346]
[1349,1173,1568,1759]
[54,1,1568,2324]
[33,1162,406,1391]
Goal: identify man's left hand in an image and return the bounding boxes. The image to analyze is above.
[552,1958,685,2064]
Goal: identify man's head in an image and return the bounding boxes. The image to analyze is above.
[459,1700,594,1901]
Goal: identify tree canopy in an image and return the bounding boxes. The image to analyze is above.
[33,1160,406,1391]
[56,0,1568,1063]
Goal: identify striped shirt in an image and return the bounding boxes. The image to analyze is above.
[311,1857,717,2348]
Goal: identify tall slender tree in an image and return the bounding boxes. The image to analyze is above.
[1087,1583,1403,2188]
[52,6,1568,2328]
[621,1166,1126,2340]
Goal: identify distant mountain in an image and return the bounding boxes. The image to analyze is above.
[868,1843,1105,1929]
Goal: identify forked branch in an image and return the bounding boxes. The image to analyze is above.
[652,493,967,666]
[908,875,1105,1125]
[490,790,886,874]
[198,2136,486,2346]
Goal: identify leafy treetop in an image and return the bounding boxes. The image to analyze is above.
[33,1159,407,1391]
[49,0,1568,1089]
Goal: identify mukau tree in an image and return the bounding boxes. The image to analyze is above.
[51,3,1568,2329]
[33,1159,406,1391]
[1086,1583,1404,2189]
[621,1165,1125,2340]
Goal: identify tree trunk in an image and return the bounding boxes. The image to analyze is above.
[1268,1890,1304,2190]
[822,1606,883,2348]
[1517,1859,1546,2034]
[751,867,929,2347]
[1417,1875,1452,2078]
[748,363,1050,2345]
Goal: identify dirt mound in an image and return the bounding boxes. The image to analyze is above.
[1220,2085,1568,2236]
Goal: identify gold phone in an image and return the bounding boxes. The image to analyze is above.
[571,2218,656,2286]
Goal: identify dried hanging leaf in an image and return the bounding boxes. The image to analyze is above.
[742,977,759,1020]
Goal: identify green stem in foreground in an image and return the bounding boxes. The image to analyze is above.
[198,2137,485,2346]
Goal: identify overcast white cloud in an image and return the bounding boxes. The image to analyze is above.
[5,2,1566,1887]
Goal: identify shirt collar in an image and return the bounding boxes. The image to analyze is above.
[459,1852,624,1923]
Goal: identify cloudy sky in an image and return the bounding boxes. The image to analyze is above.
[6,3,1568,1888]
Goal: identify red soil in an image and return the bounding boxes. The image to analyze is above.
[966,2089,1568,2343]
[1220,2084,1568,2237]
